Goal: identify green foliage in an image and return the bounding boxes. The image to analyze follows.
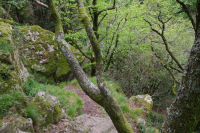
[146,111,165,129]
[23,78,83,118]
[68,77,149,121]
[138,111,164,133]
[0,40,13,52]
[25,104,40,123]
[0,91,27,118]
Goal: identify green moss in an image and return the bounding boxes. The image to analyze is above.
[0,22,13,53]
[13,25,83,81]
[79,7,91,27]
[25,104,40,123]
[55,55,71,78]
[0,53,19,94]
[0,22,12,35]
[0,18,14,25]
[0,91,27,118]
[129,95,153,115]
[15,25,57,74]
[23,78,83,119]
[0,22,25,94]
[29,93,62,127]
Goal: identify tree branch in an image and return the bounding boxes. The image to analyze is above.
[74,43,93,60]
[151,46,179,95]
[47,0,102,101]
[98,13,108,27]
[35,0,49,8]
[145,18,184,71]
[98,0,116,15]
[176,0,195,30]
[105,34,120,71]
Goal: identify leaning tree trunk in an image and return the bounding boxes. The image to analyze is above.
[47,0,134,133]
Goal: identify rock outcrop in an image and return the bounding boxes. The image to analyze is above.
[14,25,83,81]
[0,116,35,133]
[0,21,28,94]
[28,91,65,127]
[45,114,117,133]
[129,94,153,116]
[129,94,160,133]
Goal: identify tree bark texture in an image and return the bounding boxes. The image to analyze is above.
[162,35,200,133]
[162,1,200,132]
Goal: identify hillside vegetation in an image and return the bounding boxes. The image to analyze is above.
[0,0,200,133]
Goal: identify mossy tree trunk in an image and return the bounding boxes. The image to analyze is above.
[162,0,200,132]
[47,0,134,133]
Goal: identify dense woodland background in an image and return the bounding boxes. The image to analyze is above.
[0,0,199,133]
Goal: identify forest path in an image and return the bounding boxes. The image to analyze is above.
[45,84,117,133]
[65,84,105,117]
[46,84,140,133]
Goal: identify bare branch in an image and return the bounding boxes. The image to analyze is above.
[98,13,108,27]
[74,43,93,60]
[151,46,180,86]
[105,34,120,71]
[145,18,184,71]
[35,0,49,8]
[144,19,162,36]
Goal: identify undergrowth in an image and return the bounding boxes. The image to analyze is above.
[23,78,83,119]
[138,111,164,133]
[0,91,27,119]
[67,77,140,120]
[68,76,164,132]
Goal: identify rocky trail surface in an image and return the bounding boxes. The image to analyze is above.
[46,85,118,133]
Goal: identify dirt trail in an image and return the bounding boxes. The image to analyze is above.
[46,85,139,133]
[65,84,105,117]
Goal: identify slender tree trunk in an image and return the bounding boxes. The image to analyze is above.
[47,0,134,133]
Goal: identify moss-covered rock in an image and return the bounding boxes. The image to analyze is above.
[129,94,153,116]
[0,22,18,94]
[0,115,34,133]
[14,25,83,81]
[129,95,157,132]
[0,21,29,94]
[29,91,64,127]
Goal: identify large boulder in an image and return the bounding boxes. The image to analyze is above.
[28,91,65,127]
[0,21,29,94]
[46,114,117,133]
[129,94,153,116]
[14,25,83,81]
[128,94,153,124]
[0,116,34,133]
[129,95,160,133]
[1,20,83,83]
[72,114,117,133]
